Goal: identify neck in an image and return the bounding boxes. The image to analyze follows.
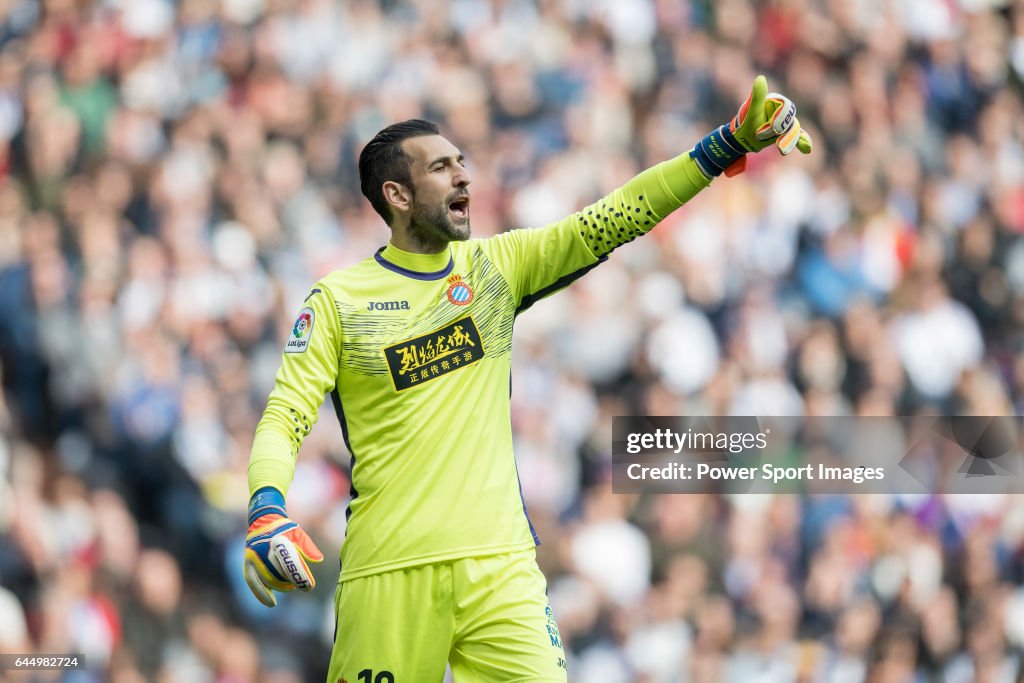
[390,223,449,254]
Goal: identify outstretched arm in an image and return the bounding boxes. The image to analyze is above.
[484,75,812,312]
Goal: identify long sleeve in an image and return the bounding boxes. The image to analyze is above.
[248,284,342,496]
[482,152,711,313]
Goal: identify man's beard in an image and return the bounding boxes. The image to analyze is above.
[407,198,470,251]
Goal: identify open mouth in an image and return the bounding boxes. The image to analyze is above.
[448,196,470,219]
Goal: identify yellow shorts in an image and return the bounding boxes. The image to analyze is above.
[326,548,567,683]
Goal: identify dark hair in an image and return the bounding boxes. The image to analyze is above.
[358,119,440,225]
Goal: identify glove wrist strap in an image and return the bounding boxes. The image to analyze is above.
[248,486,287,525]
[689,124,747,179]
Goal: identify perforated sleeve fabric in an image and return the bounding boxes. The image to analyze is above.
[481,152,711,312]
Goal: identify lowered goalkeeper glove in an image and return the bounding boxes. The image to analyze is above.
[243,487,324,607]
[690,75,813,179]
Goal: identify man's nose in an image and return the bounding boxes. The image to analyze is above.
[453,167,471,188]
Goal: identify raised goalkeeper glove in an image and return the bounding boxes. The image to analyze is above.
[243,486,324,607]
[689,75,813,179]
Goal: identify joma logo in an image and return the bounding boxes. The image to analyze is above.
[367,300,410,311]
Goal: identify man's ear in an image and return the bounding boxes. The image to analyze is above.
[382,181,412,215]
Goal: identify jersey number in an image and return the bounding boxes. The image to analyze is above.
[358,670,394,683]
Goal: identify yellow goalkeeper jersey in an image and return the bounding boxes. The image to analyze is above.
[248,153,709,581]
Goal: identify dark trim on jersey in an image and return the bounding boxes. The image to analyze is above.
[508,370,540,545]
[331,389,359,523]
[514,255,608,315]
[374,247,454,281]
[512,445,541,547]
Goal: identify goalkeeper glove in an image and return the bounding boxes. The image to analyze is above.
[690,75,813,179]
[243,486,324,607]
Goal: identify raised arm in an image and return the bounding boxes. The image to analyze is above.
[483,75,812,312]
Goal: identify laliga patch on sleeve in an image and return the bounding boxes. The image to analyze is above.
[285,307,315,353]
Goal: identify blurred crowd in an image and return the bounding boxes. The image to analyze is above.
[1,0,1023,681]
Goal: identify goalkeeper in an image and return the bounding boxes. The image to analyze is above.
[244,76,811,682]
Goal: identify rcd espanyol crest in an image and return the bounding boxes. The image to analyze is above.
[446,274,474,306]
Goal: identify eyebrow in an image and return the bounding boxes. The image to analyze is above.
[427,154,465,168]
